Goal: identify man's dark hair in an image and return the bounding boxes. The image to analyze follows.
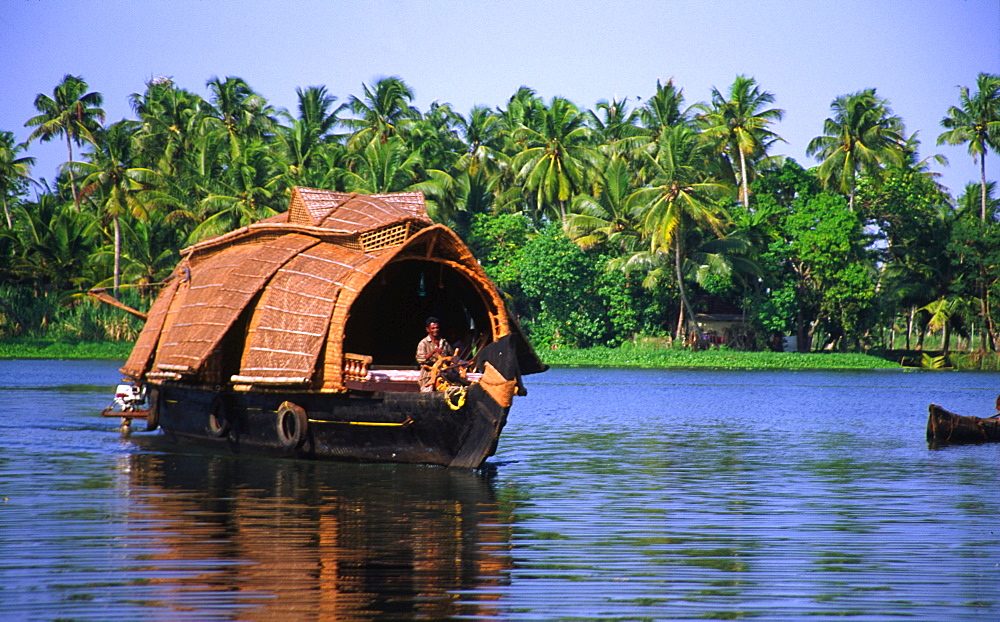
[425,317,440,327]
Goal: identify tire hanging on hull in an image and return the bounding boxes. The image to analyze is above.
[207,394,229,438]
[276,401,309,449]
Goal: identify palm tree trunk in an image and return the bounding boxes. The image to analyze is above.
[113,216,121,297]
[674,237,699,344]
[981,151,988,222]
[739,148,749,209]
[985,285,998,351]
[675,301,684,342]
[2,195,11,228]
[66,133,79,211]
[907,305,915,350]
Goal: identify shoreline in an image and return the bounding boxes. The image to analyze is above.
[4,338,997,372]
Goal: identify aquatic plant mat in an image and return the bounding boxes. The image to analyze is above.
[0,339,133,360]
[541,346,902,370]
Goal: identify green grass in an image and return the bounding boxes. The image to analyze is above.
[0,339,133,360]
[540,344,903,370]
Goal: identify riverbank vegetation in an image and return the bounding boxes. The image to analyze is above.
[2,73,999,365]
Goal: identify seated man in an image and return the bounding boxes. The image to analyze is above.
[416,317,453,392]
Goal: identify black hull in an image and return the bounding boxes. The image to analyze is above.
[151,383,509,468]
[927,403,1000,445]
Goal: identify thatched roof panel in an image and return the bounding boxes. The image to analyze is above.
[153,234,319,375]
[121,276,180,379]
[286,187,431,231]
[235,242,379,384]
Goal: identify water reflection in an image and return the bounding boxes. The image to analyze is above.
[120,441,512,620]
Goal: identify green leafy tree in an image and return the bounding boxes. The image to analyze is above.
[467,210,534,293]
[938,72,1000,221]
[856,166,953,348]
[948,185,1000,349]
[515,223,613,348]
[781,192,878,350]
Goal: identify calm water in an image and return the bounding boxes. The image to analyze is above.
[1,360,998,621]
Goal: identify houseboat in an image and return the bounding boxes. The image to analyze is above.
[101,187,546,468]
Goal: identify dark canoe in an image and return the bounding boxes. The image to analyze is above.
[926,403,1000,445]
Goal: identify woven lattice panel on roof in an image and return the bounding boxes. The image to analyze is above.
[234,242,362,384]
[121,277,181,379]
[153,234,319,376]
[360,223,410,252]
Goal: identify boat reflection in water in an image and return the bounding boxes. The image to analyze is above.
[123,437,513,620]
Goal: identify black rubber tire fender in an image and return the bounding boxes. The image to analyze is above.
[207,394,229,437]
[145,387,161,432]
[276,401,308,449]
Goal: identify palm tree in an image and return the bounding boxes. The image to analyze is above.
[638,79,689,140]
[497,87,545,141]
[628,125,732,339]
[90,214,179,295]
[807,89,906,211]
[0,131,35,228]
[696,75,785,209]
[938,72,1000,222]
[74,121,169,295]
[405,101,465,171]
[586,97,642,147]
[129,77,208,179]
[920,296,970,353]
[191,141,284,243]
[341,137,457,222]
[455,105,508,179]
[202,76,276,160]
[343,77,420,150]
[564,154,642,251]
[342,136,423,194]
[277,85,344,185]
[24,74,105,209]
[511,97,601,220]
[2,192,99,292]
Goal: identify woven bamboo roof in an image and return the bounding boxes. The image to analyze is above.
[122,187,529,391]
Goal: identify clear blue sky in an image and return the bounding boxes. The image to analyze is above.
[2,0,998,200]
